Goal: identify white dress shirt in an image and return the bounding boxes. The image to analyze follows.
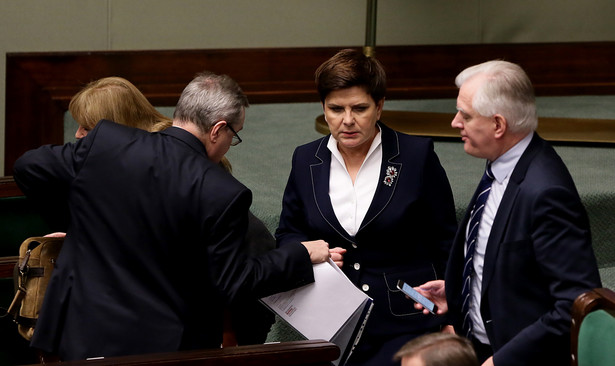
[468,132,533,344]
[328,128,382,236]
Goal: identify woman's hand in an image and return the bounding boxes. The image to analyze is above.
[329,247,347,268]
[301,240,330,263]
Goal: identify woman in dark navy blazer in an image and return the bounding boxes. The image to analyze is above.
[276,49,458,366]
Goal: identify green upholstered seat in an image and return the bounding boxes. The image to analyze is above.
[572,288,615,366]
[577,309,615,366]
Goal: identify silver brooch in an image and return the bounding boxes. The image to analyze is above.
[383,166,398,186]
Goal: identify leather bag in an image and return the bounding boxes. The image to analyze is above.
[6,236,63,340]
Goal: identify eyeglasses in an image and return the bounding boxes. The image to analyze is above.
[227,124,242,146]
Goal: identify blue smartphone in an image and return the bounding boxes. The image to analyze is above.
[397,279,438,314]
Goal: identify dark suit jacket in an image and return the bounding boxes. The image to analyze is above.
[276,122,457,355]
[14,120,314,361]
[445,133,601,366]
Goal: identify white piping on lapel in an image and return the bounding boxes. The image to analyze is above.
[310,137,355,242]
[358,126,402,231]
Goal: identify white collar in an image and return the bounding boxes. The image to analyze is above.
[490,132,533,183]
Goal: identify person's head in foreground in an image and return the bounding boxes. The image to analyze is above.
[393,333,479,366]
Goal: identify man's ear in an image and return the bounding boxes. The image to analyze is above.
[208,121,227,143]
[493,114,507,139]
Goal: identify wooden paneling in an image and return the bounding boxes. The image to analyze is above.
[6,43,615,174]
[316,112,615,145]
[0,255,18,278]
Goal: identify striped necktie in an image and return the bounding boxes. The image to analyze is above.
[461,163,494,338]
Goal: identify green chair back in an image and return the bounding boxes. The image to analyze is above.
[577,309,615,366]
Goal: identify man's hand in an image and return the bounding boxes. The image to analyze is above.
[412,280,448,315]
[44,232,66,238]
[301,240,330,263]
[329,247,347,268]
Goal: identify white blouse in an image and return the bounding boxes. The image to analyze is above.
[327,128,382,236]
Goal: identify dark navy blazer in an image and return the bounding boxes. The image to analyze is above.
[445,133,601,366]
[276,122,458,351]
[14,120,314,361]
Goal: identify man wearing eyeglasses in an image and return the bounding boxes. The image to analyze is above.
[172,71,244,163]
[14,71,330,361]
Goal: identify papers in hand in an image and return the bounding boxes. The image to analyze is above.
[261,259,373,366]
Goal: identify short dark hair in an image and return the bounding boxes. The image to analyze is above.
[314,48,386,103]
[393,333,478,366]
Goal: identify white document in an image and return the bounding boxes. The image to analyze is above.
[261,259,373,366]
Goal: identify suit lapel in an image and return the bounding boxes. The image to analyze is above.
[360,122,401,230]
[481,133,542,294]
[310,137,350,239]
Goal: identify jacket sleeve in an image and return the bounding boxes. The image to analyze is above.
[204,178,314,304]
[419,140,458,277]
[13,127,96,230]
[493,184,601,365]
[275,148,312,248]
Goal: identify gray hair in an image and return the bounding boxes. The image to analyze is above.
[173,71,249,133]
[455,60,537,134]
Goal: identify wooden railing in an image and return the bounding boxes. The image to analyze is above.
[0,177,23,277]
[25,340,340,366]
[0,176,22,198]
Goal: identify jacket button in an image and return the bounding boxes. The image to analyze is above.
[354,263,360,270]
[362,284,369,291]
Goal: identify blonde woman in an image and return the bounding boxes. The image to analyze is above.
[69,76,172,137]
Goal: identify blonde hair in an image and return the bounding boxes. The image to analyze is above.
[151,120,173,133]
[69,76,172,132]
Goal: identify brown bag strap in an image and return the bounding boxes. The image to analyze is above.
[5,286,27,318]
[1,240,42,319]
[24,267,45,277]
[18,240,42,273]
[15,314,37,327]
